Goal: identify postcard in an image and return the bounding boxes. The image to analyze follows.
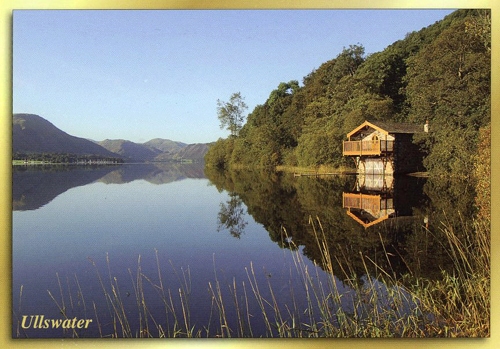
[11,8,491,341]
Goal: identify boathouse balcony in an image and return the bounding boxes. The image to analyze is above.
[342,140,394,156]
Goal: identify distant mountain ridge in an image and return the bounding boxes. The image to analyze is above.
[96,139,162,162]
[13,113,118,158]
[144,138,187,153]
[13,113,209,162]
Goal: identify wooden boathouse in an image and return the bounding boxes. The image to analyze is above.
[343,120,427,175]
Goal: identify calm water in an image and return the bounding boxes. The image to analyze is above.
[12,163,475,338]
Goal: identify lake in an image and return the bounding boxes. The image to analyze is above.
[12,163,476,338]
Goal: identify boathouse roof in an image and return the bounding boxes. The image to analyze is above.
[347,120,424,139]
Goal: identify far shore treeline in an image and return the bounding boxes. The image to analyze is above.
[204,10,491,181]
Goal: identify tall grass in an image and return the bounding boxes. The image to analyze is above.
[407,216,490,337]
[16,214,489,338]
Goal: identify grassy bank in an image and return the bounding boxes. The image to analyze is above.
[276,165,356,176]
[224,163,355,175]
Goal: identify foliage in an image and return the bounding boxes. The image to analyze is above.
[473,123,490,224]
[405,11,490,178]
[205,10,490,179]
[204,138,234,170]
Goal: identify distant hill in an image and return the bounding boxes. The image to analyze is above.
[97,139,207,162]
[144,138,187,153]
[174,143,209,160]
[13,113,209,162]
[97,139,162,162]
[13,113,119,158]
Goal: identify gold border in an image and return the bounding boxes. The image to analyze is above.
[2,1,498,349]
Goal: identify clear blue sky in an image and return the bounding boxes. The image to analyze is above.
[13,9,455,144]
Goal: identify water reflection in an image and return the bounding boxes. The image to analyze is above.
[217,193,248,238]
[14,163,475,283]
[205,167,475,282]
[343,174,426,228]
[12,164,479,337]
[13,162,205,211]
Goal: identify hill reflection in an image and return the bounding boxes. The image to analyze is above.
[12,162,206,211]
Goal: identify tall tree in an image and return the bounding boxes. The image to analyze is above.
[217,92,248,137]
[330,44,365,81]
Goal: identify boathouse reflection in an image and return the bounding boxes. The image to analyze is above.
[343,174,426,228]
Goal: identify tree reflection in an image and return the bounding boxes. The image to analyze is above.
[217,193,248,239]
[206,167,477,283]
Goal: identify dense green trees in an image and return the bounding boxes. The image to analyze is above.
[474,123,491,224]
[204,138,234,170]
[405,11,490,177]
[205,10,490,179]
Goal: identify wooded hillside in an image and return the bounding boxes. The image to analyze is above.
[205,10,490,179]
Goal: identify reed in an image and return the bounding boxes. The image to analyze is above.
[406,217,490,337]
[18,213,488,338]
